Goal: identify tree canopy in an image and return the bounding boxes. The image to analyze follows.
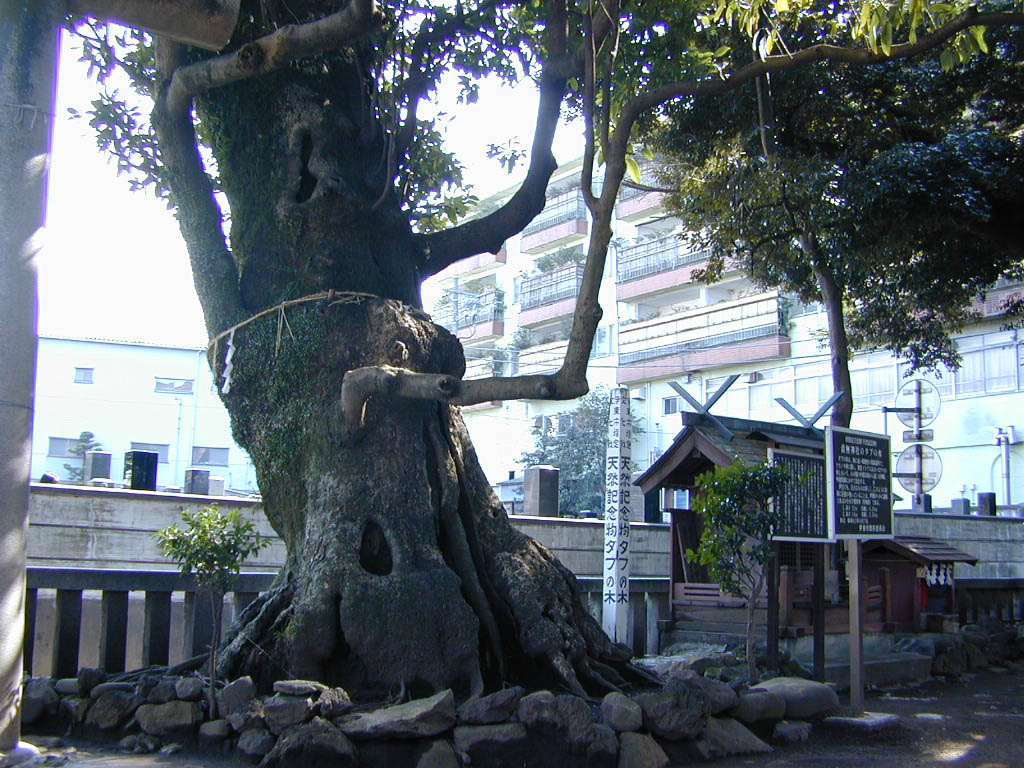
[650,19,1023,423]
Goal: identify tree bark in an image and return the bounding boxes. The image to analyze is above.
[213,298,632,699]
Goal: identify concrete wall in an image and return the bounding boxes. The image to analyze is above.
[28,484,671,580]
[28,484,283,572]
[895,510,1024,578]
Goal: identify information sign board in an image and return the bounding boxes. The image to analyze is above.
[826,426,894,539]
[770,449,832,542]
[602,387,632,644]
[894,379,941,428]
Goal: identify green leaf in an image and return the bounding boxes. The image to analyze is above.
[775,0,789,12]
[713,45,732,58]
[881,23,892,56]
[641,145,655,161]
[625,155,642,184]
[969,26,988,54]
[940,48,953,71]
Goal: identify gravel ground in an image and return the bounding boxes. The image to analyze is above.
[709,667,1024,768]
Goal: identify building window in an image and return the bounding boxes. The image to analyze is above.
[192,446,229,466]
[155,377,194,394]
[74,367,94,384]
[662,396,681,416]
[591,325,615,358]
[48,436,80,458]
[131,442,170,463]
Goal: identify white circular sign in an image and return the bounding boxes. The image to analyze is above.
[895,379,941,428]
[895,444,942,493]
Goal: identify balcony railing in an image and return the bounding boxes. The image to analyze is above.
[521,263,585,311]
[618,293,788,366]
[433,289,504,331]
[518,339,569,376]
[522,189,588,237]
[617,237,711,284]
[620,322,785,365]
[617,166,662,202]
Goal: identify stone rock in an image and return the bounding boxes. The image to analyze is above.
[933,646,967,677]
[135,700,203,736]
[260,717,357,768]
[199,719,232,747]
[77,667,107,696]
[617,732,669,768]
[228,702,266,732]
[218,675,257,715]
[54,677,81,696]
[174,676,205,702]
[317,687,353,719]
[159,743,183,755]
[773,720,812,744]
[689,652,738,675]
[274,679,328,697]
[517,691,595,749]
[695,717,772,759]
[119,733,161,754]
[516,690,559,729]
[730,688,786,725]
[338,689,455,740]
[357,738,461,768]
[964,641,989,669]
[237,725,277,758]
[586,723,619,768]
[89,681,134,699]
[59,696,91,724]
[21,678,59,724]
[601,692,642,732]
[750,677,839,720]
[457,686,525,724]
[670,670,739,715]
[453,723,530,767]
[634,678,709,740]
[146,680,178,704]
[264,694,315,735]
[85,690,139,731]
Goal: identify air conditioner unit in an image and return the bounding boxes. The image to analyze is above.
[745,371,762,384]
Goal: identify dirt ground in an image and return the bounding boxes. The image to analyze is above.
[710,667,1024,768]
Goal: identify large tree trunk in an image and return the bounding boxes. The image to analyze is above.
[214,298,631,700]
[150,5,635,702]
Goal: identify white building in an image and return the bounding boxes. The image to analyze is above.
[31,335,258,494]
[426,160,1024,514]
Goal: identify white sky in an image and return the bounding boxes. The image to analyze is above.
[39,31,584,346]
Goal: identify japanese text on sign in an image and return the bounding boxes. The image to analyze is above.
[602,387,632,640]
[771,450,831,541]
[826,427,893,539]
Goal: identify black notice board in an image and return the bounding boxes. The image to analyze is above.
[826,426,894,539]
[770,449,831,542]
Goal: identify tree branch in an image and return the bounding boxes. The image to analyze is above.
[622,10,1024,123]
[417,0,574,277]
[152,39,244,335]
[335,366,587,440]
[164,0,385,115]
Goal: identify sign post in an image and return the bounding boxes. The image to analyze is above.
[825,426,893,713]
[602,387,633,644]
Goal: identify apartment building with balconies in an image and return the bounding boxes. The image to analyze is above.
[425,159,1024,511]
